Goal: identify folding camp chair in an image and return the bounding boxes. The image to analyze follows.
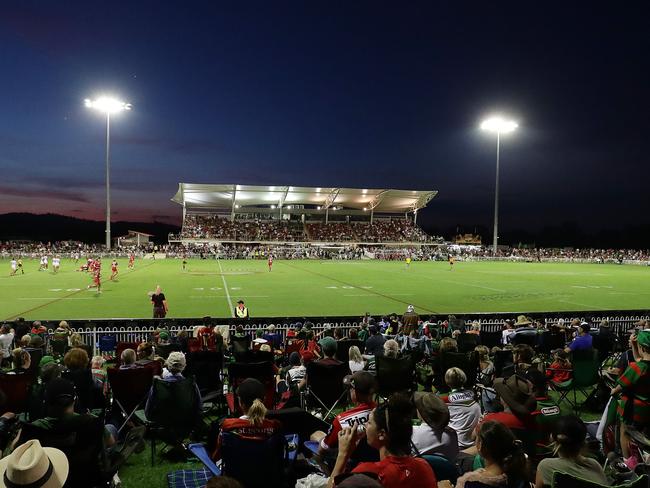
[24,348,43,376]
[302,361,350,420]
[115,341,139,364]
[98,335,117,356]
[457,333,480,353]
[0,373,34,413]
[227,361,276,414]
[375,354,415,397]
[440,351,479,387]
[155,342,181,360]
[493,349,514,378]
[422,455,459,484]
[479,330,502,349]
[185,350,224,403]
[107,366,154,433]
[230,335,251,361]
[549,348,600,414]
[552,471,649,488]
[137,376,200,466]
[50,339,68,357]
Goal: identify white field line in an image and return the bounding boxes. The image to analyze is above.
[217,259,234,313]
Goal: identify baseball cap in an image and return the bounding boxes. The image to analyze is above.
[165,351,186,371]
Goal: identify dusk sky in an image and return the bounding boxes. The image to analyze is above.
[1,2,648,234]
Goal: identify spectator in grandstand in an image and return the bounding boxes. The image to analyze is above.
[313,372,378,464]
[348,346,365,373]
[400,305,419,335]
[27,362,62,421]
[0,440,69,488]
[147,352,201,415]
[63,347,100,413]
[0,324,15,368]
[233,300,249,319]
[328,392,436,488]
[439,368,481,449]
[347,327,359,340]
[411,391,458,461]
[210,378,281,461]
[13,317,29,345]
[68,333,92,359]
[357,322,370,343]
[19,334,31,347]
[564,322,593,353]
[119,349,138,370]
[304,330,321,358]
[364,326,386,356]
[151,285,168,318]
[445,421,527,488]
[285,352,307,390]
[8,348,31,375]
[535,416,608,488]
[468,321,481,336]
[510,315,537,344]
[501,344,535,379]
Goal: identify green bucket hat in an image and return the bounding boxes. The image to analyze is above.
[637,330,650,348]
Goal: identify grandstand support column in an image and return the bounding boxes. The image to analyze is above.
[414,209,418,224]
[493,132,500,253]
[326,207,329,224]
[370,208,374,224]
[105,112,111,250]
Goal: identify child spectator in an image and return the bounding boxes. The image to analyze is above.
[546,350,572,384]
[439,367,481,448]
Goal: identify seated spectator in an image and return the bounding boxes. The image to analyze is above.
[334,327,345,341]
[318,337,342,366]
[546,350,572,384]
[19,334,32,348]
[329,392,436,488]
[28,362,63,421]
[535,416,608,488]
[7,348,31,374]
[411,391,459,461]
[476,346,495,386]
[0,324,15,368]
[135,342,155,366]
[119,349,139,370]
[383,340,400,359]
[146,351,201,417]
[468,321,481,336]
[445,421,527,488]
[285,352,307,390]
[313,371,378,464]
[53,320,71,342]
[487,375,537,430]
[502,319,515,345]
[91,356,109,396]
[304,330,321,358]
[30,321,47,338]
[439,368,481,449]
[69,333,92,359]
[63,348,99,413]
[564,322,593,353]
[358,323,370,343]
[364,326,386,356]
[0,439,69,488]
[211,378,281,461]
[348,346,366,373]
[502,344,535,379]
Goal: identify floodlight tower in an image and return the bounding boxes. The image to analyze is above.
[85,97,132,250]
[480,116,518,253]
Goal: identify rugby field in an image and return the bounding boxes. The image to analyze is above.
[0,258,648,320]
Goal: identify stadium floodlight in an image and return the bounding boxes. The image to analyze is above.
[480,115,518,253]
[85,96,132,250]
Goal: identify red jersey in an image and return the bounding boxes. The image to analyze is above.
[353,456,436,488]
[268,257,273,265]
[321,402,375,450]
[211,417,282,460]
[129,255,135,262]
[480,411,528,431]
[111,262,118,272]
[93,272,101,285]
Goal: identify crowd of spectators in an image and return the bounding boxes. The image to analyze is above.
[2,308,646,487]
[451,246,650,264]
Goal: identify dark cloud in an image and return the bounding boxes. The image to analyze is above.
[0,185,90,203]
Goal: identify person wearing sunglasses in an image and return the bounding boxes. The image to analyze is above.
[328,393,436,488]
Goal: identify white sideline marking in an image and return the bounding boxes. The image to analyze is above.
[217,259,234,313]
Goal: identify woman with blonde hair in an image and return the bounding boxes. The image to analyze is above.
[475,345,495,386]
[348,345,365,373]
[211,378,281,461]
[383,339,400,359]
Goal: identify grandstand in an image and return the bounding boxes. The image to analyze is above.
[169,183,439,244]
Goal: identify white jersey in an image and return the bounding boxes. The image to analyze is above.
[44,256,48,264]
[53,258,60,267]
[10,260,16,270]
[40,256,46,265]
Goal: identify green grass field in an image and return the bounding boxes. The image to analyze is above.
[1,258,649,320]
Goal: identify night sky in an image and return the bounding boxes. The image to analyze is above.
[1,2,648,238]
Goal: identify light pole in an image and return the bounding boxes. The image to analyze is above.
[85,97,131,250]
[480,116,518,253]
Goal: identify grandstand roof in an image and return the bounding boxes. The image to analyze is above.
[171,184,438,213]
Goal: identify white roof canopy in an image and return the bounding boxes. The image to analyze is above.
[172,184,437,213]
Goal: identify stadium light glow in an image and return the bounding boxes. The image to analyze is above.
[84,96,132,114]
[363,207,367,211]
[317,206,321,210]
[480,116,518,134]
[480,114,518,253]
[85,95,132,250]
